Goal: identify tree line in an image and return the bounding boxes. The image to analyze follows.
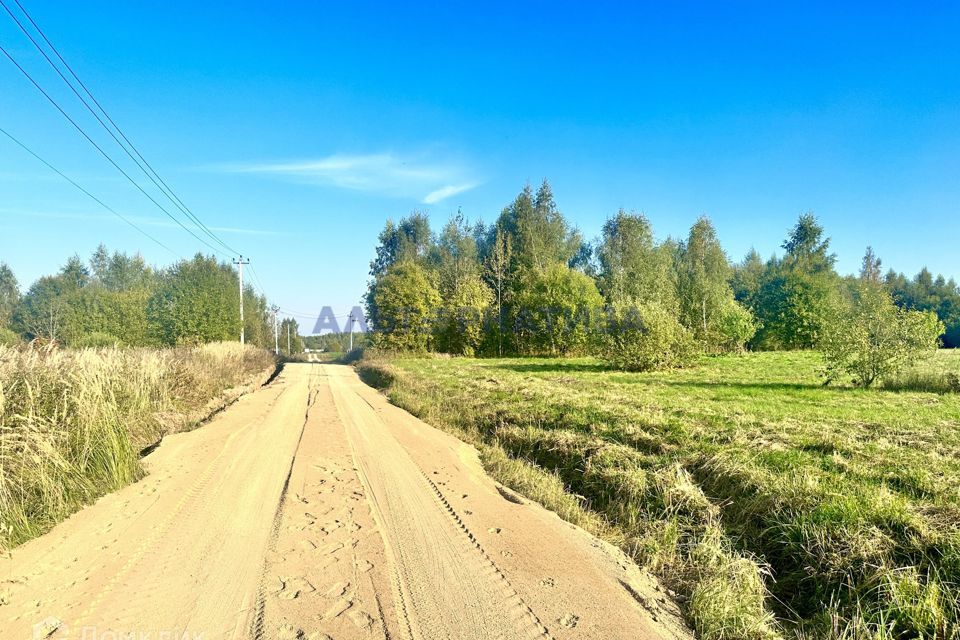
[0,245,300,353]
[364,180,954,379]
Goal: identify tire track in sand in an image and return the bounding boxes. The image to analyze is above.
[328,366,553,640]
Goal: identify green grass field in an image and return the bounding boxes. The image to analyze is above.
[358,350,960,640]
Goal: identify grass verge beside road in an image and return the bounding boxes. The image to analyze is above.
[0,342,276,549]
[357,350,960,639]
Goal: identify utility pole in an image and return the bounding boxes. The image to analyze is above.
[348,311,354,351]
[271,305,280,355]
[232,256,250,344]
[287,323,291,354]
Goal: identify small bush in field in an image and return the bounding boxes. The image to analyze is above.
[717,299,758,353]
[598,301,695,371]
[820,282,944,387]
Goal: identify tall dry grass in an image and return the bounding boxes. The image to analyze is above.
[0,342,275,549]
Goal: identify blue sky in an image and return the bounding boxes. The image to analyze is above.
[2,1,959,330]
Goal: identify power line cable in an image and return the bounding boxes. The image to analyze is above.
[0,124,180,257]
[247,263,270,297]
[279,308,352,320]
[1,0,240,257]
[0,42,229,258]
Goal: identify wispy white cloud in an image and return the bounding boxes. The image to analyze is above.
[423,183,477,204]
[216,152,480,204]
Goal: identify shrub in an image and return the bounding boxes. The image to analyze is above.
[820,283,944,387]
[0,327,21,346]
[72,331,122,348]
[598,301,695,371]
[717,299,758,353]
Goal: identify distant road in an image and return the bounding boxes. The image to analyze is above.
[2,364,684,640]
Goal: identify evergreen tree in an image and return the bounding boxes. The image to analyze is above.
[731,249,765,307]
[860,247,883,284]
[59,255,90,290]
[752,214,838,349]
[781,213,836,273]
[887,267,960,347]
[496,181,580,275]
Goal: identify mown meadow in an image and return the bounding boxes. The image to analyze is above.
[0,342,275,549]
[358,350,960,640]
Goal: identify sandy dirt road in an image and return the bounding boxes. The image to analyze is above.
[1,364,687,640]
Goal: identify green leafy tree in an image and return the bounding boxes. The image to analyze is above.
[147,254,239,345]
[820,281,944,387]
[432,212,492,356]
[0,262,19,329]
[860,246,883,284]
[14,276,68,341]
[303,332,370,352]
[278,318,303,355]
[435,276,491,356]
[0,326,21,346]
[366,213,434,328]
[13,255,89,341]
[89,244,154,291]
[596,210,675,308]
[369,261,441,352]
[511,263,602,356]
[675,217,736,349]
[61,286,151,346]
[886,267,960,348]
[753,266,837,350]
[368,212,432,278]
[243,287,272,348]
[483,224,513,356]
